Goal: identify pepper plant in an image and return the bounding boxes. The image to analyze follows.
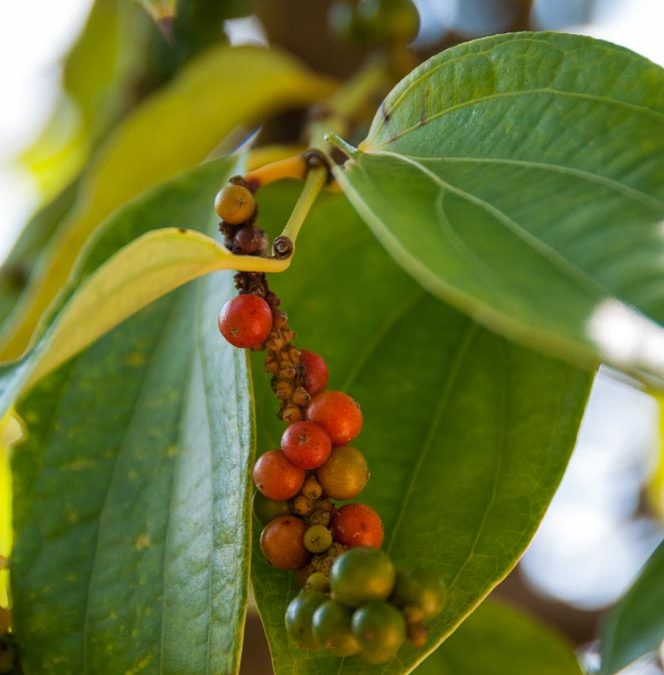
[0,1,663,673]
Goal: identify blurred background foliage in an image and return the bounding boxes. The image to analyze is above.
[0,1,663,673]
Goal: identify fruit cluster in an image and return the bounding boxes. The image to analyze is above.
[214,179,445,664]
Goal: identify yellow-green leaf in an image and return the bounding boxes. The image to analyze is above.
[1,45,334,361]
[0,156,288,423]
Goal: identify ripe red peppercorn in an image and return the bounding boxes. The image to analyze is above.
[332,503,384,549]
[300,350,329,397]
[281,421,332,470]
[218,294,272,349]
[260,515,310,570]
[253,450,305,500]
[306,391,363,446]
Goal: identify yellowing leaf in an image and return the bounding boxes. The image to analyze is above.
[0,157,289,420]
[0,409,22,608]
[27,226,288,389]
[1,45,334,361]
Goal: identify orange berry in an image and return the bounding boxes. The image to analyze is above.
[300,350,329,397]
[253,450,305,500]
[214,184,255,224]
[281,421,332,470]
[218,294,272,349]
[307,391,363,446]
[332,503,384,549]
[260,515,310,570]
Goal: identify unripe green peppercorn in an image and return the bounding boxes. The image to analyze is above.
[285,590,327,649]
[330,547,395,607]
[352,601,406,664]
[313,600,361,656]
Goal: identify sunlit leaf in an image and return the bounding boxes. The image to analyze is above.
[331,32,664,386]
[20,0,148,198]
[416,601,582,675]
[250,184,591,674]
[0,155,293,425]
[0,410,22,608]
[1,45,334,361]
[600,540,664,674]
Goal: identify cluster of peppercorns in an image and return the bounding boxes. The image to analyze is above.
[214,179,445,664]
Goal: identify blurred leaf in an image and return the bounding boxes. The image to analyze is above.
[21,0,148,198]
[0,181,78,329]
[10,161,254,674]
[0,410,22,608]
[416,601,582,674]
[250,185,591,674]
[136,0,176,23]
[646,393,664,521]
[600,540,664,674]
[1,45,335,362]
[332,32,664,386]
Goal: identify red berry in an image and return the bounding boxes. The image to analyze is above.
[260,515,310,570]
[332,503,384,549]
[218,294,272,349]
[253,450,305,500]
[300,350,329,397]
[306,391,363,446]
[281,421,332,470]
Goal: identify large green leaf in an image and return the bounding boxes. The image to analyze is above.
[250,185,592,674]
[331,32,664,386]
[600,540,664,674]
[0,45,334,361]
[416,601,582,675]
[11,162,254,674]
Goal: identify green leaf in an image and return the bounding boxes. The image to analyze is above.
[11,165,254,674]
[0,157,259,422]
[600,540,664,674]
[416,601,582,675]
[1,45,334,361]
[331,32,664,386]
[250,185,592,674]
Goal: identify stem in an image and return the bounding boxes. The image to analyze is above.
[244,154,308,190]
[279,165,328,252]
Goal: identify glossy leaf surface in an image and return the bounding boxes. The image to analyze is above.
[332,32,664,385]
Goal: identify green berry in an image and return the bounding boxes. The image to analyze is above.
[285,590,327,649]
[352,601,406,664]
[304,525,333,553]
[313,600,361,656]
[392,568,446,623]
[305,572,331,593]
[252,491,290,524]
[330,547,395,607]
